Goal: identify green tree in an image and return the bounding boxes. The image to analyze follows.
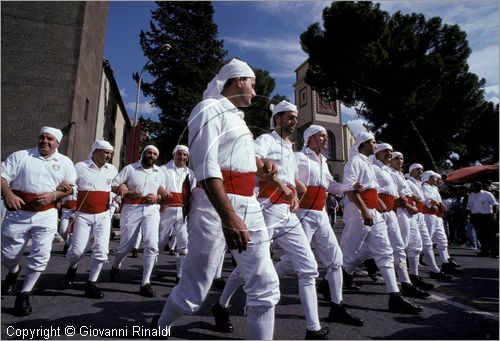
[138,1,227,162]
[300,2,497,169]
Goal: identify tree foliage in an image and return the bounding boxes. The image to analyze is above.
[138,1,227,162]
[300,1,498,169]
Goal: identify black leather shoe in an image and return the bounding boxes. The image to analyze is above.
[305,327,329,340]
[151,315,168,340]
[328,302,363,326]
[400,282,430,298]
[64,266,78,288]
[63,244,70,255]
[140,283,157,297]
[342,269,359,290]
[429,271,452,281]
[447,257,460,268]
[363,258,379,282]
[317,278,331,301]
[2,266,21,295]
[212,277,226,290]
[212,302,233,333]
[14,291,32,316]
[409,274,435,290]
[441,262,461,275]
[388,293,422,314]
[110,267,120,282]
[419,254,427,266]
[85,281,104,299]
[131,248,139,258]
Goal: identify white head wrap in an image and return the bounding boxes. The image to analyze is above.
[269,100,298,129]
[172,144,189,155]
[302,125,327,151]
[141,145,159,159]
[39,126,63,143]
[349,131,374,158]
[374,143,393,155]
[433,172,442,179]
[409,163,424,173]
[88,140,113,159]
[422,170,436,183]
[391,151,403,159]
[202,58,255,100]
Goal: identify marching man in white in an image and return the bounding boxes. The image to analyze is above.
[109,145,166,298]
[1,126,76,316]
[63,140,118,299]
[153,58,280,340]
[159,144,195,284]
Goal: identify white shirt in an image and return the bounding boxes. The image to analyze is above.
[297,147,351,195]
[387,167,413,197]
[112,161,164,196]
[407,177,425,202]
[188,95,256,181]
[160,160,196,193]
[1,148,77,193]
[255,131,296,187]
[343,153,378,191]
[371,160,398,196]
[421,182,442,207]
[75,159,118,192]
[467,190,498,214]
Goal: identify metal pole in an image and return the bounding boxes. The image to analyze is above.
[131,43,171,162]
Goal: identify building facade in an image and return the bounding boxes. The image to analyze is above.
[294,60,355,181]
[1,2,109,163]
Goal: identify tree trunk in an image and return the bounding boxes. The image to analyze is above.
[408,119,438,170]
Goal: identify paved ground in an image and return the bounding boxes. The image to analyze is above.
[1,218,498,340]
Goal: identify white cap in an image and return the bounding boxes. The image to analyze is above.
[172,144,189,155]
[269,100,297,129]
[374,143,393,154]
[141,145,159,158]
[88,140,113,159]
[202,58,255,100]
[391,151,403,159]
[409,163,424,173]
[349,131,374,158]
[422,170,436,183]
[39,126,63,143]
[303,125,327,150]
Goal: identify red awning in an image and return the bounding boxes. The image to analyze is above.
[445,164,499,184]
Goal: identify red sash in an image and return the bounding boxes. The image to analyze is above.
[63,200,77,210]
[378,193,395,211]
[406,196,415,206]
[77,191,110,213]
[11,190,57,212]
[360,188,378,209]
[122,193,150,205]
[258,180,295,205]
[416,201,425,213]
[299,186,326,211]
[160,192,182,207]
[422,205,438,215]
[222,171,256,197]
[437,206,444,217]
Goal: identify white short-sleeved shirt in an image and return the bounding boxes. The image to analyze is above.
[296,147,351,195]
[255,131,296,187]
[421,182,442,207]
[75,159,118,192]
[467,190,498,214]
[160,160,196,193]
[371,160,398,196]
[188,95,257,182]
[111,161,164,196]
[1,148,77,193]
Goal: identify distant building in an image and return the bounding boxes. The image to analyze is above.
[293,60,355,181]
[96,60,132,170]
[1,2,108,163]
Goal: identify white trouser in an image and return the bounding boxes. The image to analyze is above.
[2,208,58,272]
[396,208,422,257]
[279,208,345,304]
[340,202,394,273]
[58,208,74,242]
[159,206,187,255]
[65,210,111,265]
[415,213,441,273]
[382,210,407,275]
[113,204,160,267]
[424,214,450,262]
[166,188,280,313]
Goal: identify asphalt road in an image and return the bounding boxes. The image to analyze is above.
[1,218,498,340]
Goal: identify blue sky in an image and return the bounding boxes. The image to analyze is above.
[104,1,499,136]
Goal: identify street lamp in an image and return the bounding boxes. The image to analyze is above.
[131,43,171,161]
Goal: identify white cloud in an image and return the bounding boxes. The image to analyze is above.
[346,119,368,136]
[468,44,499,86]
[483,84,499,104]
[119,88,127,98]
[251,1,328,28]
[125,101,160,121]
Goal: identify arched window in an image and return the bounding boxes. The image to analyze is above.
[327,130,336,160]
